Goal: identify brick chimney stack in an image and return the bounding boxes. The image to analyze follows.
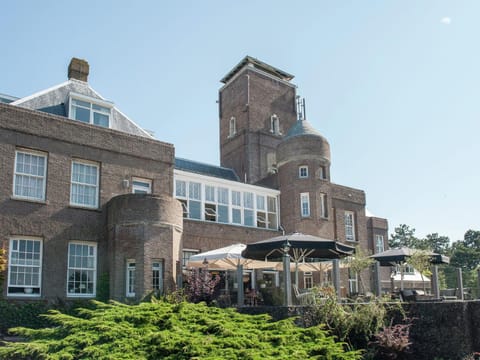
[68,58,89,82]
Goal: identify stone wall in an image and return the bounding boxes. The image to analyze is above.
[239,301,480,359]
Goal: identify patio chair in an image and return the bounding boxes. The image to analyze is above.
[293,284,316,305]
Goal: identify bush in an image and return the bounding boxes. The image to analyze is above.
[0,300,362,359]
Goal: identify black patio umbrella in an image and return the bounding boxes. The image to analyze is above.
[242,232,355,306]
[370,247,450,267]
[242,232,355,261]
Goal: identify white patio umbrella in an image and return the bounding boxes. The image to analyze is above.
[186,243,279,305]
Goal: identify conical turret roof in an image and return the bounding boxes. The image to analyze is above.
[283,119,325,140]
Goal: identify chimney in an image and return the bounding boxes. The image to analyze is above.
[68,58,89,82]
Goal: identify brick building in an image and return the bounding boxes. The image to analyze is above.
[0,56,389,302]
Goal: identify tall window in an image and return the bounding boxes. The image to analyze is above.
[231,190,242,224]
[375,234,385,253]
[67,242,96,297]
[319,193,328,218]
[217,187,229,223]
[70,160,99,208]
[152,260,164,294]
[188,182,202,219]
[70,98,111,127]
[270,114,280,134]
[304,272,313,289]
[204,185,217,221]
[298,166,308,178]
[300,193,310,217]
[267,196,278,230]
[8,237,42,296]
[256,195,266,228]
[13,149,47,201]
[348,268,358,294]
[132,178,152,194]
[243,192,254,226]
[175,180,188,217]
[229,117,236,137]
[345,211,355,241]
[126,260,136,297]
[319,166,326,180]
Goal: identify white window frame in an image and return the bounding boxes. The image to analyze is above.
[375,234,385,253]
[182,249,200,268]
[319,166,326,180]
[68,93,112,128]
[7,237,43,297]
[345,211,356,241]
[300,192,310,217]
[132,177,152,194]
[126,259,136,298]
[304,272,313,289]
[319,193,328,218]
[67,241,97,298]
[70,159,99,209]
[13,149,47,201]
[229,116,236,137]
[298,165,309,179]
[270,114,280,135]
[152,260,164,294]
[348,268,358,294]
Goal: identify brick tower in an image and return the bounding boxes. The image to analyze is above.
[219,56,298,184]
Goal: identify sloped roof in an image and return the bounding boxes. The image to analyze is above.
[221,56,294,84]
[175,158,239,181]
[284,119,325,140]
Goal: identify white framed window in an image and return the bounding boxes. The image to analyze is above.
[319,166,326,180]
[262,270,280,287]
[152,260,164,294]
[298,166,308,179]
[69,95,111,128]
[67,242,97,297]
[175,180,188,217]
[267,196,278,230]
[182,249,199,268]
[345,211,355,241]
[13,149,47,201]
[231,190,242,224]
[300,192,310,217]
[256,195,266,228]
[348,268,358,294]
[375,234,385,253]
[70,160,99,209]
[319,193,328,218]
[8,237,42,296]
[132,177,152,194]
[229,117,236,137]
[243,192,254,226]
[204,185,216,221]
[126,260,136,297]
[217,187,229,223]
[397,264,415,275]
[304,272,313,289]
[188,182,202,220]
[270,114,280,135]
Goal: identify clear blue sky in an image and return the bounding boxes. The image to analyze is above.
[2,1,478,243]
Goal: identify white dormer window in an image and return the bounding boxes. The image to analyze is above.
[270,114,280,135]
[68,93,112,128]
[229,117,236,137]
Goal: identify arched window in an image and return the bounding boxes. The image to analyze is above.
[229,117,236,137]
[270,114,280,135]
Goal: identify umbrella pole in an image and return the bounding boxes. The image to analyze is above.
[283,249,292,306]
[431,265,440,299]
[237,264,244,306]
[400,264,404,290]
[374,261,381,297]
[333,259,340,300]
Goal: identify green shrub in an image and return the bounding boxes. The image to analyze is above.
[0,300,53,333]
[0,300,362,359]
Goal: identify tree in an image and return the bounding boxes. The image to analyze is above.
[450,230,480,271]
[347,246,374,294]
[407,251,432,293]
[389,224,419,249]
[423,233,451,255]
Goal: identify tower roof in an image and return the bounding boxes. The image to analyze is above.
[220,56,294,84]
[283,119,325,140]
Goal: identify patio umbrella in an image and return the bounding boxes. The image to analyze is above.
[242,233,355,305]
[186,243,280,305]
[370,247,449,295]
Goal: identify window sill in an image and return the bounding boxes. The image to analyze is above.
[10,196,48,205]
[346,239,357,242]
[7,293,41,298]
[68,204,101,212]
[67,294,96,298]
